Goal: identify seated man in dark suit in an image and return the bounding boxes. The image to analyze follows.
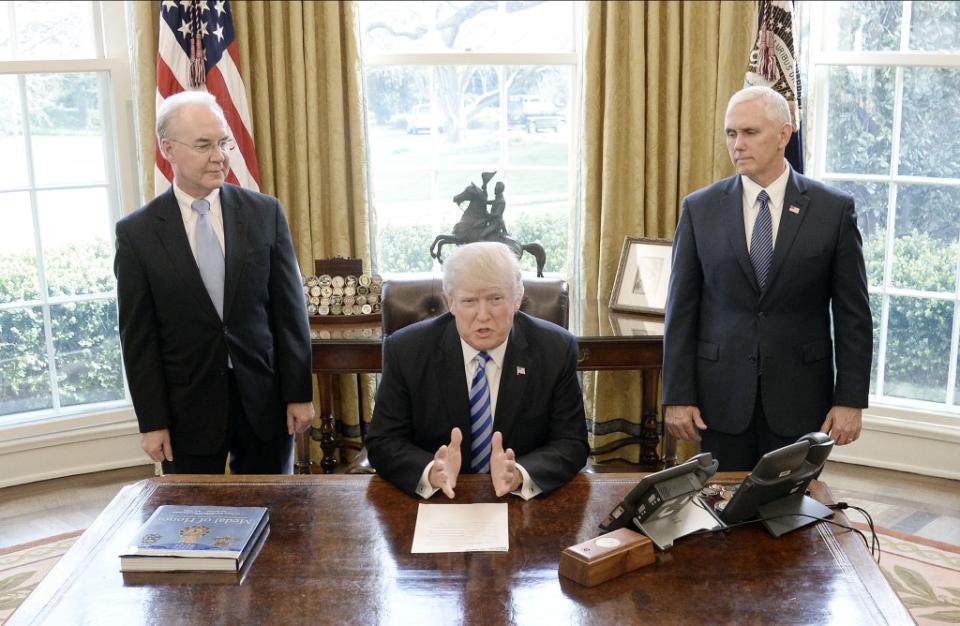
[367,242,588,499]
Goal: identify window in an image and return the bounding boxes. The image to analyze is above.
[808,0,960,413]
[356,1,581,277]
[0,1,135,424]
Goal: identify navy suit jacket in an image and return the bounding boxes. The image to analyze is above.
[662,171,872,437]
[114,184,313,455]
[366,311,589,497]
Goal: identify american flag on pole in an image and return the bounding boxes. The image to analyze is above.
[155,0,261,196]
[745,0,804,173]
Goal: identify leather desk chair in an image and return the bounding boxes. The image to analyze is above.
[346,274,569,474]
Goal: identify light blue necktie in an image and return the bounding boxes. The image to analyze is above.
[191,198,225,319]
[469,351,494,473]
[750,190,773,289]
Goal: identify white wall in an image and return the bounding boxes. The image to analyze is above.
[0,408,147,488]
[1,403,957,488]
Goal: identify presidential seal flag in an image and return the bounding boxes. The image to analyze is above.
[155,0,261,196]
[745,0,804,172]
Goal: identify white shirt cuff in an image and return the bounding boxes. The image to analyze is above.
[415,461,441,499]
[511,463,542,500]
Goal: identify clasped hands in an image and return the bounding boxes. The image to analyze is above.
[429,427,522,499]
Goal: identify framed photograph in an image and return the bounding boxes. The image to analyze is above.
[609,312,665,337]
[609,236,673,315]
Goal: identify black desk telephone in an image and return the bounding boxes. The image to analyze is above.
[599,453,719,532]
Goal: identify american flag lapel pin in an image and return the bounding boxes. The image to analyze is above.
[789,205,800,214]
[516,366,526,376]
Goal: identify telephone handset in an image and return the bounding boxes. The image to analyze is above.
[599,452,719,533]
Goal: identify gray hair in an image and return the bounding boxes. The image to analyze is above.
[156,90,226,140]
[442,242,524,302]
[727,86,792,128]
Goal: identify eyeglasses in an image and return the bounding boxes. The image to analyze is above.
[166,137,237,155]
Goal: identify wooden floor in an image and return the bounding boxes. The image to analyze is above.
[0,461,957,549]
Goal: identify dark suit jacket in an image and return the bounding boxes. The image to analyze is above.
[662,170,872,438]
[366,311,589,497]
[114,184,313,455]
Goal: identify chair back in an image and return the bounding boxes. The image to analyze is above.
[381,274,569,335]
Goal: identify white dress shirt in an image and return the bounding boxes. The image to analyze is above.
[741,160,791,252]
[416,336,542,500]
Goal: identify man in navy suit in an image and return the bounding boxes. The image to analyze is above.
[366,242,588,499]
[662,86,872,470]
[115,91,313,474]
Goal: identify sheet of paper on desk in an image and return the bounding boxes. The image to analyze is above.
[411,503,509,553]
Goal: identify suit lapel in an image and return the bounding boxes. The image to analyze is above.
[220,185,247,320]
[435,320,472,445]
[494,318,530,444]
[153,189,220,319]
[722,177,760,294]
[762,172,810,298]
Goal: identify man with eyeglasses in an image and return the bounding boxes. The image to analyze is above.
[114,90,313,474]
[366,242,588,499]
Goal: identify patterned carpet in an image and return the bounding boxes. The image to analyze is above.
[2,526,958,623]
[858,525,960,624]
[0,531,81,625]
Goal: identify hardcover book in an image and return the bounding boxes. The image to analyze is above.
[120,505,269,572]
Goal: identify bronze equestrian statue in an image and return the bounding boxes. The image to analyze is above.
[429,171,547,277]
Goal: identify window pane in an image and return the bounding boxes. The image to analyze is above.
[824,66,894,175]
[13,1,96,60]
[365,66,430,137]
[358,0,574,54]
[891,184,960,293]
[26,72,105,186]
[0,191,40,303]
[50,299,123,407]
[0,75,29,189]
[377,223,438,273]
[899,67,960,178]
[884,295,952,403]
[507,65,569,159]
[37,187,114,297]
[0,306,51,415]
[820,1,902,51]
[909,1,960,52]
[0,5,11,59]
[869,292,881,395]
[828,181,888,288]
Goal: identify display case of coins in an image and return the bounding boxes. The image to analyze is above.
[304,257,382,324]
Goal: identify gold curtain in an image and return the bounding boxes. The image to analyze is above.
[129,1,372,468]
[581,0,755,464]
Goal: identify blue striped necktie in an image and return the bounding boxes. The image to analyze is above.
[469,351,494,473]
[191,198,225,318]
[750,190,773,289]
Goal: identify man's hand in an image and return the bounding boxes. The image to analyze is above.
[142,429,173,463]
[286,402,315,435]
[664,405,707,442]
[490,431,521,497]
[429,427,463,499]
[820,406,862,446]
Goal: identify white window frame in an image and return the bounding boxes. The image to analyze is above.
[357,2,584,290]
[0,1,142,486]
[805,1,960,479]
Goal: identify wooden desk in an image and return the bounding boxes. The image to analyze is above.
[301,301,666,474]
[12,474,908,625]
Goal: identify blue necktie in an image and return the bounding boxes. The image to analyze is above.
[469,352,494,473]
[191,198,225,318]
[750,190,773,289]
